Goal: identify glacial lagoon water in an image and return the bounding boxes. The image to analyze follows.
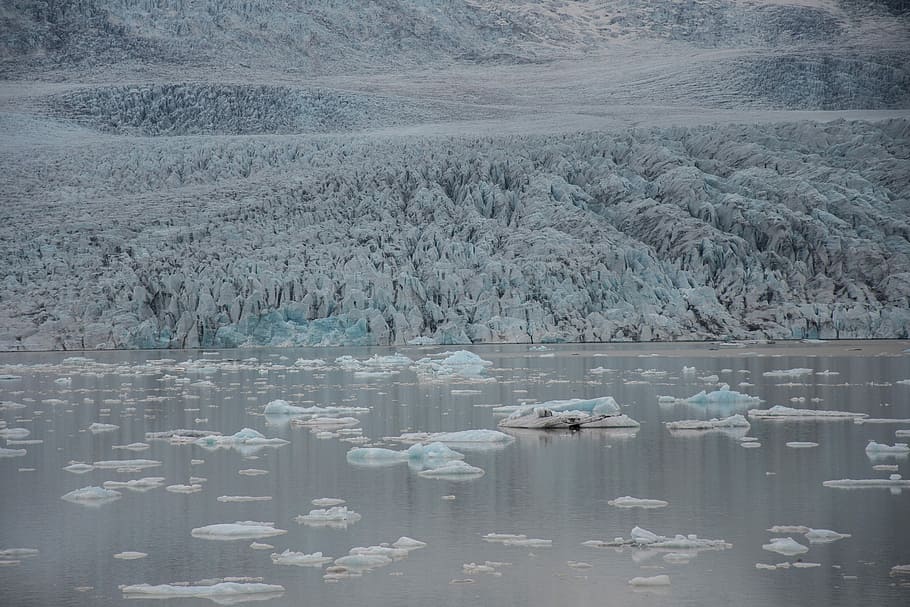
[1,341,909,606]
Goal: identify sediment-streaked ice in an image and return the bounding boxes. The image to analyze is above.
[121,581,285,603]
[61,486,122,504]
[417,460,485,479]
[608,496,669,509]
[270,550,333,567]
[191,521,287,540]
[748,406,867,419]
[499,397,638,429]
[762,537,809,556]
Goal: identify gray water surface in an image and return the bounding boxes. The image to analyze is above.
[1,341,909,606]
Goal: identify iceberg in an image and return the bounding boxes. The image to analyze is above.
[683,384,761,406]
[865,441,910,456]
[270,550,333,567]
[392,537,426,550]
[122,581,284,604]
[191,521,287,540]
[413,350,493,378]
[748,406,867,419]
[498,396,638,429]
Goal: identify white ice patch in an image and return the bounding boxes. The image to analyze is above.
[88,423,119,433]
[295,506,362,528]
[114,551,147,560]
[763,368,813,378]
[270,550,332,567]
[417,460,485,480]
[865,441,910,456]
[786,442,819,448]
[762,537,809,556]
[103,477,165,492]
[191,521,287,540]
[748,406,867,419]
[629,575,670,587]
[0,447,26,457]
[0,428,30,440]
[61,486,122,505]
[824,474,910,490]
[312,497,345,507]
[608,496,669,509]
[665,415,750,430]
[121,581,284,603]
[111,442,150,451]
[217,496,272,503]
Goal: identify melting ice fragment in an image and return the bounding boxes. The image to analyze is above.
[191,521,287,541]
[0,428,31,440]
[499,396,639,429]
[392,537,426,550]
[263,400,369,416]
[92,459,162,470]
[665,415,750,430]
[103,477,165,492]
[295,506,361,528]
[270,550,333,567]
[805,529,851,543]
[417,460,485,480]
[121,581,285,604]
[61,486,122,505]
[114,551,147,560]
[748,406,867,420]
[312,498,345,507]
[194,428,289,451]
[0,447,26,458]
[608,496,669,509]
[762,537,809,556]
[112,442,150,451]
[88,423,119,433]
[763,368,813,378]
[865,441,910,457]
[413,350,493,378]
[786,442,819,448]
[629,575,670,587]
[674,384,761,408]
[824,474,910,490]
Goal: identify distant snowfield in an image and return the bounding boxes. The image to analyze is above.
[0,1,908,350]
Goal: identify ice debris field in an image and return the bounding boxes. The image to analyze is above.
[0,341,909,605]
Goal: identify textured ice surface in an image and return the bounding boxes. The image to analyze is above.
[763,368,814,378]
[762,537,809,556]
[676,385,761,407]
[865,441,910,454]
[748,406,867,419]
[628,526,732,551]
[295,506,362,528]
[191,521,287,540]
[194,428,289,450]
[121,581,285,604]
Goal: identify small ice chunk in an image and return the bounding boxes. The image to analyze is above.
[88,423,119,433]
[250,542,274,550]
[805,529,851,543]
[865,441,910,455]
[0,548,38,559]
[0,428,30,440]
[0,448,27,458]
[114,551,147,560]
[61,486,121,504]
[63,463,94,474]
[121,581,285,601]
[891,564,910,576]
[786,442,819,448]
[748,406,867,419]
[793,562,821,568]
[112,442,150,451]
[392,537,426,550]
[334,553,393,570]
[873,464,899,472]
[270,550,333,567]
[92,459,161,470]
[763,368,813,378]
[217,496,272,503]
[824,475,910,489]
[665,415,750,430]
[767,525,810,534]
[295,506,361,528]
[103,477,165,492]
[191,521,287,540]
[417,460,485,479]
[238,469,268,476]
[762,537,809,556]
[312,498,345,507]
[607,496,668,509]
[628,575,670,586]
[166,484,203,494]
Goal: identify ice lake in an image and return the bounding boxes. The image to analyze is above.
[1,341,909,606]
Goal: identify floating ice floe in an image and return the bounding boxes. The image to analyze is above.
[263,400,369,416]
[824,474,910,491]
[898,430,910,438]
[103,477,165,492]
[63,462,94,473]
[786,442,819,448]
[218,496,272,503]
[295,506,362,528]
[312,497,345,507]
[92,459,162,470]
[111,442,150,451]
[387,429,514,451]
[629,575,670,587]
[417,460,485,480]
[463,562,504,576]
[290,416,360,428]
[665,415,750,431]
[805,529,851,543]
[146,429,221,442]
[499,396,639,429]
[762,537,809,556]
[121,581,285,604]
[413,350,493,379]
[194,428,289,451]
[0,428,30,440]
[484,533,552,548]
[191,521,287,540]
[0,548,38,559]
[0,447,26,458]
[892,564,910,576]
[393,537,426,550]
[238,469,268,476]
[608,496,669,509]
[88,423,119,433]
[865,441,910,456]
[61,486,122,505]
[114,551,147,560]
[167,484,203,494]
[270,550,333,567]
[250,542,273,550]
[763,368,813,378]
[748,406,867,420]
[854,418,910,425]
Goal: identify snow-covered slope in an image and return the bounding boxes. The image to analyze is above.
[1,1,908,350]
